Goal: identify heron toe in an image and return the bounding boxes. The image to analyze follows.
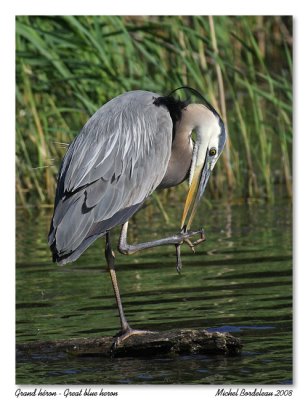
[111,327,156,352]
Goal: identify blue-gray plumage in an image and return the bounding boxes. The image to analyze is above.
[49,91,173,263]
[48,88,226,345]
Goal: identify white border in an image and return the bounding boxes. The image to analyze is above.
[1,1,306,399]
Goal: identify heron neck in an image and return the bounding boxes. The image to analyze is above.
[158,123,193,189]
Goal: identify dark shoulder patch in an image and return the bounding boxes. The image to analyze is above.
[153,95,188,139]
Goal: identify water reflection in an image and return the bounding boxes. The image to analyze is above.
[16,199,292,384]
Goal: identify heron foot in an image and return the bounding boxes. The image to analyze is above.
[175,227,206,273]
[180,227,206,250]
[111,327,156,354]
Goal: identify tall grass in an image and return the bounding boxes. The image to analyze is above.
[16,16,292,207]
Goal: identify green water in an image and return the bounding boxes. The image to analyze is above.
[16,199,292,384]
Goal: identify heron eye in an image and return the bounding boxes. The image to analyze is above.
[191,131,197,143]
[209,147,217,157]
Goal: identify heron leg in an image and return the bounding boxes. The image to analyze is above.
[105,231,155,350]
[118,221,206,273]
[118,221,205,255]
[105,231,130,333]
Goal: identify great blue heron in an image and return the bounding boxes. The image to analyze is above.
[48,87,226,345]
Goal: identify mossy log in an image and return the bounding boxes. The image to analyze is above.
[17,328,242,359]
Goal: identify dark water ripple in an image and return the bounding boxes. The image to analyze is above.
[16,200,292,384]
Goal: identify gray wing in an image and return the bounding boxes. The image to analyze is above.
[48,91,173,264]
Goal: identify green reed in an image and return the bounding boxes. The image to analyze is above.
[16,15,292,207]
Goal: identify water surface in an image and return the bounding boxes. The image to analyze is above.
[16,199,292,384]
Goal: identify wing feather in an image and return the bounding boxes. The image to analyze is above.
[49,91,173,264]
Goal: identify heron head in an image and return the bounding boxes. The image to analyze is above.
[180,103,227,230]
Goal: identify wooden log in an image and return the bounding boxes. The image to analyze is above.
[17,329,242,359]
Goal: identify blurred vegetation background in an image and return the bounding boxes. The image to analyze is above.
[16,15,292,208]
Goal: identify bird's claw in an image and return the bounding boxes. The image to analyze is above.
[110,327,156,355]
[183,238,195,253]
[182,227,206,248]
[175,227,206,273]
[175,244,182,274]
[190,228,206,247]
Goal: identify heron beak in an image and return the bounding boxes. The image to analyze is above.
[181,157,211,230]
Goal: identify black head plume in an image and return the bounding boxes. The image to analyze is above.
[153,95,189,139]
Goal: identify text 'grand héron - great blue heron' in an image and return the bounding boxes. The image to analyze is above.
[48,87,227,346]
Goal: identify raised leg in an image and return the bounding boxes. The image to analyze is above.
[118,221,206,272]
[118,222,205,255]
[105,231,154,349]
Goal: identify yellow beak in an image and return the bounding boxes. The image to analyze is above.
[180,165,203,230]
[180,159,212,231]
